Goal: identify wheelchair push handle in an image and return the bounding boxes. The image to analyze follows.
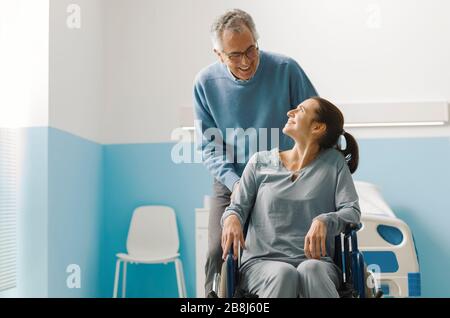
[343,223,362,235]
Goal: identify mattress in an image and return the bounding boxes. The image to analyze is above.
[354,181,396,218]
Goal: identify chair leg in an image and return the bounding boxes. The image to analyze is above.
[113,259,121,298]
[175,258,187,298]
[180,263,187,298]
[122,261,128,298]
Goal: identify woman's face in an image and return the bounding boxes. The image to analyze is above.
[282,98,322,141]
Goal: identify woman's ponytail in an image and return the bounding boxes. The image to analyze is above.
[337,131,359,174]
[311,97,360,174]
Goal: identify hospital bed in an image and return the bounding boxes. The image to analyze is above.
[355,181,421,297]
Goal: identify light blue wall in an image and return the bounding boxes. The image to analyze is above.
[100,143,212,297]
[7,127,102,297]
[17,127,48,297]
[353,137,450,297]
[48,128,103,297]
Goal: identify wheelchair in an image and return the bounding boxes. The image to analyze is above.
[210,223,383,298]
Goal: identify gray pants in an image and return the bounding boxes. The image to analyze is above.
[240,259,341,298]
[204,179,232,296]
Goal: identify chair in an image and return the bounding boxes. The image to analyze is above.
[213,223,383,298]
[113,205,187,298]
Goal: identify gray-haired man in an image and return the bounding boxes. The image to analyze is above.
[193,9,318,297]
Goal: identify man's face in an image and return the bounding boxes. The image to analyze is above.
[215,25,259,80]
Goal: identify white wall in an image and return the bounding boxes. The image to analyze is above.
[255,0,450,139]
[49,0,104,142]
[257,0,450,101]
[7,0,446,143]
[0,0,49,128]
[102,0,450,144]
[103,0,216,144]
[3,0,448,142]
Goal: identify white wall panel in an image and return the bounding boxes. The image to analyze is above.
[49,0,104,143]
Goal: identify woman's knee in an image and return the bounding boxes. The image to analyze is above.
[266,263,299,286]
[297,259,327,277]
[297,260,340,298]
[255,263,299,297]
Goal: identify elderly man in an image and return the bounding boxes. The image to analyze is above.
[193,9,318,297]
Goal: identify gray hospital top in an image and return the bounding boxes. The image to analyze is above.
[221,147,361,270]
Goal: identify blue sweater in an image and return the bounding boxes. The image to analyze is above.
[193,50,318,190]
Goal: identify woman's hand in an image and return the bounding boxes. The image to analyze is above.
[304,219,327,259]
[221,214,245,260]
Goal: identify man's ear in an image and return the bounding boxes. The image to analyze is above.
[213,48,225,63]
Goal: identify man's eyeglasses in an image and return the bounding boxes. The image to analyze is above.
[222,44,259,63]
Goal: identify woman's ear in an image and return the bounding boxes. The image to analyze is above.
[312,122,326,137]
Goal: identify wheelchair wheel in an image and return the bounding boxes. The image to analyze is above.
[218,260,229,298]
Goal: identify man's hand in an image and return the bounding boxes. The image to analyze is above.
[304,219,327,259]
[221,214,245,260]
[230,181,240,202]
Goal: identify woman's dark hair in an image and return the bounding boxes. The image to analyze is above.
[310,96,359,174]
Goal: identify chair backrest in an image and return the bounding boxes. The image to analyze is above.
[126,205,180,258]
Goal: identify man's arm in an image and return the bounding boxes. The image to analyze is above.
[193,82,240,191]
[221,152,259,259]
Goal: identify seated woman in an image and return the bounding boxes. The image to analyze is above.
[221,96,361,298]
